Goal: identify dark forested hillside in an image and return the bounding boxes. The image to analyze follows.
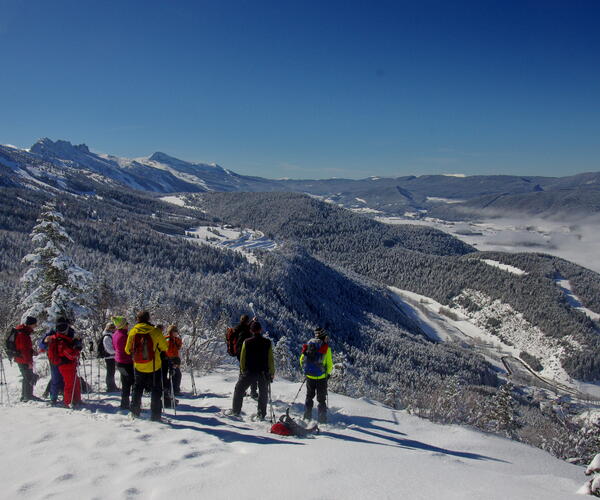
[196,191,600,381]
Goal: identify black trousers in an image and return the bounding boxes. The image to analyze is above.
[131,368,162,419]
[18,363,36,401]
[304,377,328,421]
[116,362,134,409]
[236,355,258,396]
[232,372,269,417]
[105,358,118,391]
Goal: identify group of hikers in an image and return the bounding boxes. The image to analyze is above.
[8,310,334,425]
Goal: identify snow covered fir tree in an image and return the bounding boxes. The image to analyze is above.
[19,202,94,330]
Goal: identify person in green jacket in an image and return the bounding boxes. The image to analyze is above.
[300,327,333,423]
[125,310,168,421]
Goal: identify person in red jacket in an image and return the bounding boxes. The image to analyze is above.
[15,316,41,402]
[50,317,83,407]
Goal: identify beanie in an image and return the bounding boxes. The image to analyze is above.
[56,317,69,332]
[25,316,37,326]
[112,316,126,329]
[315,327,328,341]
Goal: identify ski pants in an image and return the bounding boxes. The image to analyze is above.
[59,362,81,406]
[18,363,36,401]
[236,355,258,396]
[105,358,118,392]
[170,365,182,395]
[304,377,328,421]
[46,363,64,402]
[232,372,269,417]
[131,368,162,420]
[116,362,134,409]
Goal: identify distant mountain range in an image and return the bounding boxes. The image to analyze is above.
[2,138,599,217]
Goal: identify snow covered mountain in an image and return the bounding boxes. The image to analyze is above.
[0,364,586,500]
[3,138,600,217]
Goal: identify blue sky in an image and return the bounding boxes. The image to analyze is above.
[1,0,598,179]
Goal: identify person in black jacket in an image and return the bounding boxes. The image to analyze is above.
[233,314,258,399]
[230,321,275,419]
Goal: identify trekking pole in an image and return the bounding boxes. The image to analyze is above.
[70,357,80,409]
[289,378,306,409]
[169,364,177,416]
[248,302,257,318]
[0,353,10,406]
[190,366,197,396]
[268,378,276,424]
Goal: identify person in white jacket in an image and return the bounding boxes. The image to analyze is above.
[100,322,119,392]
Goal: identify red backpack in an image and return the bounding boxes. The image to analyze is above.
[132,333,155,363]
[47,336,63,365]
[225,327,238,357]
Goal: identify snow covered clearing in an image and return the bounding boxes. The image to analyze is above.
[160,195,187,207]
[479,259,528,276]
[349,207,382,214]
[555,278,600,323]
[186,225,276,264]
[0,364,584,500]
[426,197,466,204]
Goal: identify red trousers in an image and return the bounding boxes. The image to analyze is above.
[59,362,81,406]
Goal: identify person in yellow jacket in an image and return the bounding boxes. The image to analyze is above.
[125,310,168,421]
[300,327,333,423]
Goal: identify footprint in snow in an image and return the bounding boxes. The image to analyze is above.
[54,473,75,482]
[124,487,141,497]
[32,432,56,444]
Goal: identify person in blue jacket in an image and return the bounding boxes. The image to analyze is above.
[300,327,333,424]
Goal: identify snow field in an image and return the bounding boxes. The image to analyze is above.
[185,225,277,264]
[0,363,585,499]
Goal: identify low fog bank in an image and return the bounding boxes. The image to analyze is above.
[455,214,600,274]
[380,213,600,274]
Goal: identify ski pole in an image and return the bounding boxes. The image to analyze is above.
[248,302,257,318]
[268,378,276,423]
[190,366,197,396]
[70,357,80,408]
[169,365,177,416]
[0,353,10,406]
[290,378,306,408]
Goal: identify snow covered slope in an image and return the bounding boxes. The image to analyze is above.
[0,364,584,499]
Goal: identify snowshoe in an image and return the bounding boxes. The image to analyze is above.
[221,409,243,420]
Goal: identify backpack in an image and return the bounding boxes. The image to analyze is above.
[270,409,319,437]
[132,333,155,363]
[97,334,110,358]
[47,336,63,365]
[226,327,238,357]
[302,338,326,377]
[5,328,18,359]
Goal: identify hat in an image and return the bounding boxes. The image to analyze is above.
[105,321,115,330]
[112,316,126,329]
[315,327,328,341]
[250,321,262,334]
[56,317,70,332]
[25,316,37,326]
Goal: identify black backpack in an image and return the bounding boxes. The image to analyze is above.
[97,334,110,358]
[5,328,18,359]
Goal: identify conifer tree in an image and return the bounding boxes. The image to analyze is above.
[486,382,519,437]
[273,336,297,380]
[20,202,94,330]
